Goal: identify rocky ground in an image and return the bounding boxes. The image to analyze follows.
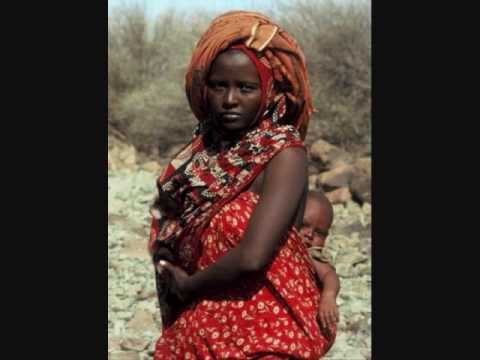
[108,169,371,360]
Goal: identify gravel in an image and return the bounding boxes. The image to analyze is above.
[108,169,371,359]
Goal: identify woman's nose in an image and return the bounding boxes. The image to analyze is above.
[223,88,238,107]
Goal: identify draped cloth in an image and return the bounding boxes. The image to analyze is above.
[148,10,336,359]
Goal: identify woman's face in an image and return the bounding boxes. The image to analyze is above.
[207,50,262,134]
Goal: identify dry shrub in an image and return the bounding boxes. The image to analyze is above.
[108,4,212,157]
[277,0,371,152]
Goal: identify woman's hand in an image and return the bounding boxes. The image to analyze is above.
[318,293,339,333]
[157,260,191,303]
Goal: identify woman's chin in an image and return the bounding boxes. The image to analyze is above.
[214,123,247,134]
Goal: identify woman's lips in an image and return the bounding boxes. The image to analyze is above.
[221,113,241,121]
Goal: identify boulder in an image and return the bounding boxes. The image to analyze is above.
[108,336,122,353]
[309,140,352,171]
[350,157,371,204]
[126,309,157,335]
[326,187,352,204]
[108,351,140,360]
[318,164,355,190]
[120,337,150,352]
[140,161,162,174]
[108,135,137,171]
[308,164,320,176]
[308,174,320,190]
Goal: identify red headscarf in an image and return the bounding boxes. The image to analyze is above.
[185,11,313,140]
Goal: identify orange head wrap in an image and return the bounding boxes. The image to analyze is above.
[185,11,313,140]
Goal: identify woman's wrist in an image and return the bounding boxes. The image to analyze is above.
[322,289,337,299]
[180,275,196,302]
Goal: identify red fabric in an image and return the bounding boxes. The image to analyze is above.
[148,120,303,270]
[154,192,336,359]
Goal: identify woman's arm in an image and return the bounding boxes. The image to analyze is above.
[159,146,307,301]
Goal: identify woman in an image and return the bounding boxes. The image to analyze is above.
[148,11,336,359]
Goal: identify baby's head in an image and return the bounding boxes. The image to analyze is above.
[300,191,334,248]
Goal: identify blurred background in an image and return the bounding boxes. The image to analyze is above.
[108,1,371,359]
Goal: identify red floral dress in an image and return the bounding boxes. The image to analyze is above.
[154,191,336,359]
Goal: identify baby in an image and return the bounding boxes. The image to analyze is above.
[299,190,340,333]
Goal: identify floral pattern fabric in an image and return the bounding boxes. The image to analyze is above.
[154,191,336,359]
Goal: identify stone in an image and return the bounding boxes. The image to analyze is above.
[140,161,162,174]
[308,164,320,175]
[108,135,137,171]
[109,351,141,360]
[136,288,157,301]
[325,187,352,204]
[122,236,150,260]
[108,336,122,353]
[308,174,320,190]
[350,157,371,204]
[309,139,352,171]
[126,309,157,334]
[318,164,355,190]
[120,337,150,352]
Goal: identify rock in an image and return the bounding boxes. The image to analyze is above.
[362,202,371,215]
[108,135,137,171]
[122,236,150,260]
[308,174,319,190]
[140,161,162,174]
[326,187,352,204]
[334,222,366,236]
[136,288,156,301]
[355,157,371,177]
[108,168,371,360]
[309,140,352,171]
[126,309,157,334]
[350,157,371,204]
[109,351,141,360]
[308,164,320,175]
[108,336,123,353]
[319,164,355,190]
[108,213,128,225]
[120,337,150,352]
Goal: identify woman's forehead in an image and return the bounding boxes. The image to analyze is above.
[209,50,259,81]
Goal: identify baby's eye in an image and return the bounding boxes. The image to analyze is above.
[314,229,329,237]
[208,81,226,90]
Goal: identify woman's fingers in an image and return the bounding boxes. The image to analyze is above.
[328,311,336,327]
[319,311,327,329]
[156,260,172,274]
[321,309,338,328]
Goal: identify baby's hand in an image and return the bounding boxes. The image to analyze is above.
[318,294,339,332]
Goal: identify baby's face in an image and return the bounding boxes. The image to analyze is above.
[300,200,331,248]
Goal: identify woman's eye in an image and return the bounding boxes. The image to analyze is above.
[240,84,256,92]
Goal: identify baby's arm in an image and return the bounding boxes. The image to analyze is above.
[312,259,340,330]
